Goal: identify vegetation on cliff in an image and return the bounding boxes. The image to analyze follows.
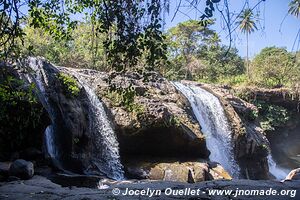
[0,68,47,156]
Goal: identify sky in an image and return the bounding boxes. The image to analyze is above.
[163,0,300,58]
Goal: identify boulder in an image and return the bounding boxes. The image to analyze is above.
[284,168,300,181]
[9,159,34,180]
[207,162,232,180]
[124,159,232,183]
[0,162,11,177]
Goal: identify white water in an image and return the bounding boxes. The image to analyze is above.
[267,155,289,180]
[45,125,57,158]
[23,57,124,180]
[66,71,124,180]
[173,82,240,177]
[24,58,58,159]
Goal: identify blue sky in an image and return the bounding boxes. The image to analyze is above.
[164,0,300,58]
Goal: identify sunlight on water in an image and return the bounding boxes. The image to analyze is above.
[173,82,240,178]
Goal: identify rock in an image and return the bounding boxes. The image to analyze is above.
[284,168,300,181]
[10,152,20,161]
[208,162,232,180]
[0,162,11,177]
[0,175,300,200]
[91,71,209,159]
[124,160,212,183]
[11,58,209,177]
[9,159,34,180]
[233,87,300,111]
[20,148,43,161]
[7,176,20,182]
[181,81,271,180]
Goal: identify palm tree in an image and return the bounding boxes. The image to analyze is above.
[236,9,258,79]
[288,0,300,18]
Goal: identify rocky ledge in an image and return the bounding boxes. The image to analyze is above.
[180,81,271,180]
[0,175,299,200]
[68,68,209,159]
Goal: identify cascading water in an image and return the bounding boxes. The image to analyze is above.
[22,57,124,180]
[23,58,58,160]
[267,155,289,180]
[70,71,124,180]
[173,82,240,177]
[45,125,56,158]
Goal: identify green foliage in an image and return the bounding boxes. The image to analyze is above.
[21,22,107,70]
[168,116,181,127]
[236,9,258,35]
[217,74,248,86]
[105,85,144,114]
[163,19,244,82]
[251,47,299,88]
[57,73,80,97]
[2,0,167,72]
[289,0,300,18]
[248,108,259,121]
[0,70,45,152]
[197,45,245,82]
[73,137,80,144]
[254,101,291,131]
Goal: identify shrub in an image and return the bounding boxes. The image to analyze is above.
[0,71,46,154]
[254,101,290,131]
[57,73,80,97]
[105,85,145,114]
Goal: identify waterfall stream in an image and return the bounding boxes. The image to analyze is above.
[268,155,289,180]
[173,82,240,178]
[22,57,124,180]
[70,72,124,180]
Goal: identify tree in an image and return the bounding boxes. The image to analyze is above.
[236,9,258,79]
[288,0,300,18]
[251,47,298,87]
[166,19,215,79]
[21,22,107,70]
[198,45,244,82]
[1,0,167,72]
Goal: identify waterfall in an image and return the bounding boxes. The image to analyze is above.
[173,82,240,177]
[71,72,124,180]
[267,155,289,180]
[22,57,124,180]
[23,58,59,160]
[45,125,56,158]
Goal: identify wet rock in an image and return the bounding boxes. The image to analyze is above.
[181,81,271,180]
[9,159,34,180]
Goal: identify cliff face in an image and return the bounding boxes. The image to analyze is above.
[3,57,298,182]
[1,58,211,180]
[67,68,210,160]
[180,81,271,180]
[233,87,300,111]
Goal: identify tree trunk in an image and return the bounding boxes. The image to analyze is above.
[246,32,250,79]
